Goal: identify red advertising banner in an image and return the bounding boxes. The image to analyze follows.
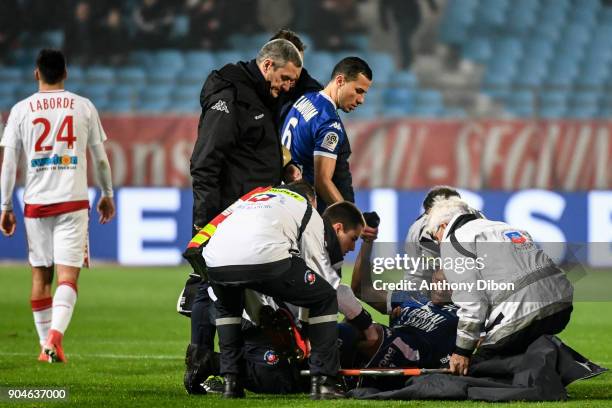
[347,119,611,190]
[100,115,199,187]
[2,115,611,190]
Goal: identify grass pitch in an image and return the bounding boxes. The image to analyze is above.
[0,265,611,407]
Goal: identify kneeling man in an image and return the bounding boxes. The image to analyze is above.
[426,197,573,375]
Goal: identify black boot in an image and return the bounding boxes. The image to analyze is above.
[184,344,217,395]
[310,375,345,400]
[222,374,245,398]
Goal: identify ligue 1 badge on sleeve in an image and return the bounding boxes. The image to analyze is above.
[321,132,339,151]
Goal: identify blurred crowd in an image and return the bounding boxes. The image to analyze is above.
[0,0,375,66]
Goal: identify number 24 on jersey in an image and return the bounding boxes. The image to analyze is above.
[33,115,76,152]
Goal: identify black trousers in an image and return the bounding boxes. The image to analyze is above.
[209,256,339,377]
[475,305,573,361]
[190,281,217,350]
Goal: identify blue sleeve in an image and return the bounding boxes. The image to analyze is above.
[313,120,346,159]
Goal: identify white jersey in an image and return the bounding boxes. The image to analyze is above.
[203,187,341,289]
[0,90,107,206]
[201,186,363,325]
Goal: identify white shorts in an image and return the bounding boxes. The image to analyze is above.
[25,209,89,268]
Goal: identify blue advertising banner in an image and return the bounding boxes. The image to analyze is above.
[1,188,611,266]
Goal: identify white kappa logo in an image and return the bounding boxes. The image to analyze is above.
[329,122,342,131]
[211,100,229,114]
[321,132,339,151]
[254,113,264,120]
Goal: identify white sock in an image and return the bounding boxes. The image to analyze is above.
[31,297,53,346]
[51,282,78,335]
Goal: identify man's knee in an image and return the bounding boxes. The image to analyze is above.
[32,266,53,284]
[55,264,80,284]
[31,266,53,297]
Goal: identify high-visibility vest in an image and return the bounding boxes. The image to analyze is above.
[183,186,272,278]
[186,186,272,249]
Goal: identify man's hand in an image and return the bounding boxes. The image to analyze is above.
[363,323,379,342]
[97,196,116,224]
[360,323,381,350]
[357,323,383,358]
[0,210,16,236]
[362,211,379,242]
[449,353,470,376]
[283,163,302,183]
[361,225,378,242]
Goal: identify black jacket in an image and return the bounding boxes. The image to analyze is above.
[191,60,284,228]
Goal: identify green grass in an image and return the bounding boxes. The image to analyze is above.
[0,265,611,407]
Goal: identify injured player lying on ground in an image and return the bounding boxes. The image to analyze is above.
[187,268,605,400]
[238,283,457,394]
[346,232,606,401]
[341,265,459,391]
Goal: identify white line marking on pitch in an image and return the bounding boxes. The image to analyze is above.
[0,351,182,360]
[1,352,610,367]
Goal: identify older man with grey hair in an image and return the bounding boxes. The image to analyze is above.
[426,197,573,376]
[191,38,302,234]
[185,39,303,395]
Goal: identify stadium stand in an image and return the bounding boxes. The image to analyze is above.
[0,44,458,117]
[6,0,612,119]
[440,0,612,118]
[0,0,467,117]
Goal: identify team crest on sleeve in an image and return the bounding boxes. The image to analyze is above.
[505,231,527,244]
[210,100,229,114]
[304,270,317,285]
[504,230,534,250]
[264,350,279,365]
[321,132,339,151]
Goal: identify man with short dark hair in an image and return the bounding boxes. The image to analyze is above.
[270,29,306,54]
[204,191,364,399]
[0,49,115,363]
[406,186,461,248]
[183,181,379,396]
[281,56,372,213]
